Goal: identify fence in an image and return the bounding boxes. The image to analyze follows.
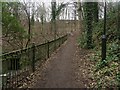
[0,35,67,88]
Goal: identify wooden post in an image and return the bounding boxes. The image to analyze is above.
[59,38,61,47]
[47,41,49,58]
[32,43,35,72]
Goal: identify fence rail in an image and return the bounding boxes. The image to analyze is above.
[0,35,67,88]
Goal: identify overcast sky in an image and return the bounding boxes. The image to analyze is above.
[2,0,120,2]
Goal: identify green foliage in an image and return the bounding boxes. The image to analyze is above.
[91,49,119,88]
[79,3,119,88]
[78,2,98,49]
[116,72,120,86]
[2,11,25,37]
[92,2,99,23]
[85,2,120,88]
[90,37,119,88]
[2,2,27,50]
[78,32,87,48]
[84,3,93,49]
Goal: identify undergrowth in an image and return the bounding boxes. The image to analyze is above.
[78,7,120,88]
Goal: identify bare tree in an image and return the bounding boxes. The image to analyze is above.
[21,0,31,47]
[21,0,38,47]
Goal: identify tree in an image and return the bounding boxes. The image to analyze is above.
[72,2,77,31]
[35,2,48,42]
[83,2,94,49]
[117,1,120,76]
[77,0,83,31]
[93,2,99,23]
[31,2,35,26]
[2,2,26,52]
[21,1,31,47]
[37,2,46,32]
[117,1,120,41]
[51,0,68,40]
[21,1,37,47]
[51,0,57,40]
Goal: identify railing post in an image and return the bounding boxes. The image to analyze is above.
[32,43,35,72]
[61,37,62,44]
[62,36,64,44]
[54,39,56,50]
[66,35,67,41]
[59,38,60,47]
[47,41,49,58]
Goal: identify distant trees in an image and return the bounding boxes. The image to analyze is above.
[51,0,67,39]
[77,0,83,30]
[36,2,46,31]
[2,1,69,52]
[2,1,39,51]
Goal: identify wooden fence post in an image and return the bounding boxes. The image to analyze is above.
[47,41,49,58]
[32,43,35,72]
[62,36,64,44]
[59,38,61,47]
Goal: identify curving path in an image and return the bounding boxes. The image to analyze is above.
[32,30,86,88]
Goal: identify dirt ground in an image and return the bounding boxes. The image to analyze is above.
[32,30,80,88]
[22,30,93,88]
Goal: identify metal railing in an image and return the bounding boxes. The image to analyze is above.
[1,35,67,88]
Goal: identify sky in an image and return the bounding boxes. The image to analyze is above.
[1,0,120,2]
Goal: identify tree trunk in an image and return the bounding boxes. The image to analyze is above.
[26,13,31,47]
[93,2,99,23]
[85,2,93,49]
[77,1,82,31]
